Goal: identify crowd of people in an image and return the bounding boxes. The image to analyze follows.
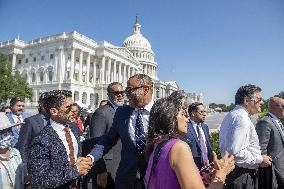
[0,73,283,189]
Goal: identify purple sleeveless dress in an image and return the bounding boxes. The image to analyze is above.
[145,139,180,189]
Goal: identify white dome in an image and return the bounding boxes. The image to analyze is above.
[123,21,152,51]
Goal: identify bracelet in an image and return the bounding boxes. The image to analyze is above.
[212,175,225,185]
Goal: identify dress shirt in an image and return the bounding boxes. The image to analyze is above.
[51,120,78,161]
[219,105,263,169]
[268,112,284,134]
[129,100,154,145]
[190,120,208,157]
[12,114,23,123]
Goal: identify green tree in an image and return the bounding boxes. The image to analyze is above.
[0,53,32,103]
[209,103,218,109]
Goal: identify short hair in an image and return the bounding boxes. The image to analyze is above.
[129,74,153,88]
[235,84,262,105]
[43,90,72,116]
[38,92,50,104]
[10,96,25,106]
[107,82,122,93]
[188,102,203,115]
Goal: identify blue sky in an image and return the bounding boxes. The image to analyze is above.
[0,0,283,104]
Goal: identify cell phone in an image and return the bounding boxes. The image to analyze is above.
[199,162,215,174]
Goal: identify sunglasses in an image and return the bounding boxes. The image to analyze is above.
[125,85,149,94]
[111,91,125,96]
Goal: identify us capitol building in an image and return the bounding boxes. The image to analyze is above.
[0,18,203,110]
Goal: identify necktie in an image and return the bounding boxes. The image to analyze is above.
[196,125,208,164]
[63,126,75,164]
[135,109,146,156]
[63,126,77,189]
[16,116,22,131]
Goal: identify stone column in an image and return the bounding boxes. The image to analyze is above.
[79,50,83,83]
[101,56,105,84]
[58,48,65,83]
[118,62,122,83]
[127,66,131,80]
[70,49,75,81]
[86,53,90,84]
[123,64,126,84]
[108,58,112,83]
[113,60,117,82]
[93,57,97,85]
[12,54,16,71]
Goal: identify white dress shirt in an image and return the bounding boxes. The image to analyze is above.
[129,100,154,145]
[219,105,263,169]
[51,120,78,161]
[12,114,23,123]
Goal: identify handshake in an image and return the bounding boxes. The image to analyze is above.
[74,156,93,176]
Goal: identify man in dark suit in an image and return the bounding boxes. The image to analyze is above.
[16,92,50,163]
[87,74,154,189]
[28,90,92,189]
[256,96,284,189]
[87,82,124,189]
[184,102,213,169]
[6,96,30,145]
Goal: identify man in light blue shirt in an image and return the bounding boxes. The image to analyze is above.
[219,84,272,189]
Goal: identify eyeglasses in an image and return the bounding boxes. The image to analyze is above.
[197,110,206,115]
[125,85,150,94]
[253,97,263,104]
[111,91,124,96]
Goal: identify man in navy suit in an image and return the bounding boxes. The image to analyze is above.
[184,102,213,169]
[28,90,92,189]
[16,92,50,163]
[6,96,30,145]
[88,74,154,189]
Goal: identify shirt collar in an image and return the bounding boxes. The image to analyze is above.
[235,105,250,116]
[135,99,154,112]
[108,100,119,110]
[50,119,65,131]
[268,112,280,121]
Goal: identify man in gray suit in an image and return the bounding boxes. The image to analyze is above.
[89,82,124,188]
[256,96,284,189]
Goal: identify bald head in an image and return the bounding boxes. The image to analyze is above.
[269,96,284,118]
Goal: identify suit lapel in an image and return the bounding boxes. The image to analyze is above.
[268,114,284,143]
[201,123,212,152]
[121,106,136,152]
[188,122,200,148]
[35,114,45,129]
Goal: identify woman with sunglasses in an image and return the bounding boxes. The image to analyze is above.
[145,91,235,189]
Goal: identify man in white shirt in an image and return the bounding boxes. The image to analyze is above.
[256,96,284,188]
[28,90,92,189]
[88,74,154,189]
[219,84,272,189]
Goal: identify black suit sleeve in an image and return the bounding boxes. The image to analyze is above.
[16,118,33,164]
[91,109,107,138]
[256,120,272,155]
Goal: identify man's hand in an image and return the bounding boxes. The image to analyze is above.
[260,155,272,168]
[75,157,93,176]
[97,172,108,188]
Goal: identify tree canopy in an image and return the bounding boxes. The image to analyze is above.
[0,53,32,103]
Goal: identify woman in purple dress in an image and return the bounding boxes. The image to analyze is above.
[145,91,235,189]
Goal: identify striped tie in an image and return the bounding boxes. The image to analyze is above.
[135,109,146,156]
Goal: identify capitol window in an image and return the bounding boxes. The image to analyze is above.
[50,54,54,59]
[32,73,36,82]
[18,59,22,64]
[39,71,44,82]
[48,70,53,82]
[25,58,28,63]
[33,57,36,62]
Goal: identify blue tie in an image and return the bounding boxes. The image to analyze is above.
[135,109,146,156]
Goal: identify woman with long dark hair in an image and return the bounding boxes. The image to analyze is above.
[145,91,235,189]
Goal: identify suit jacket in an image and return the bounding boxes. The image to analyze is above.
[90,105,147,189]
[15,113,47,163]
[6,111,30,145]
[90,102,122,178]
[256,113,284,189]
[184,121,213,169]
[28,122,82,189]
